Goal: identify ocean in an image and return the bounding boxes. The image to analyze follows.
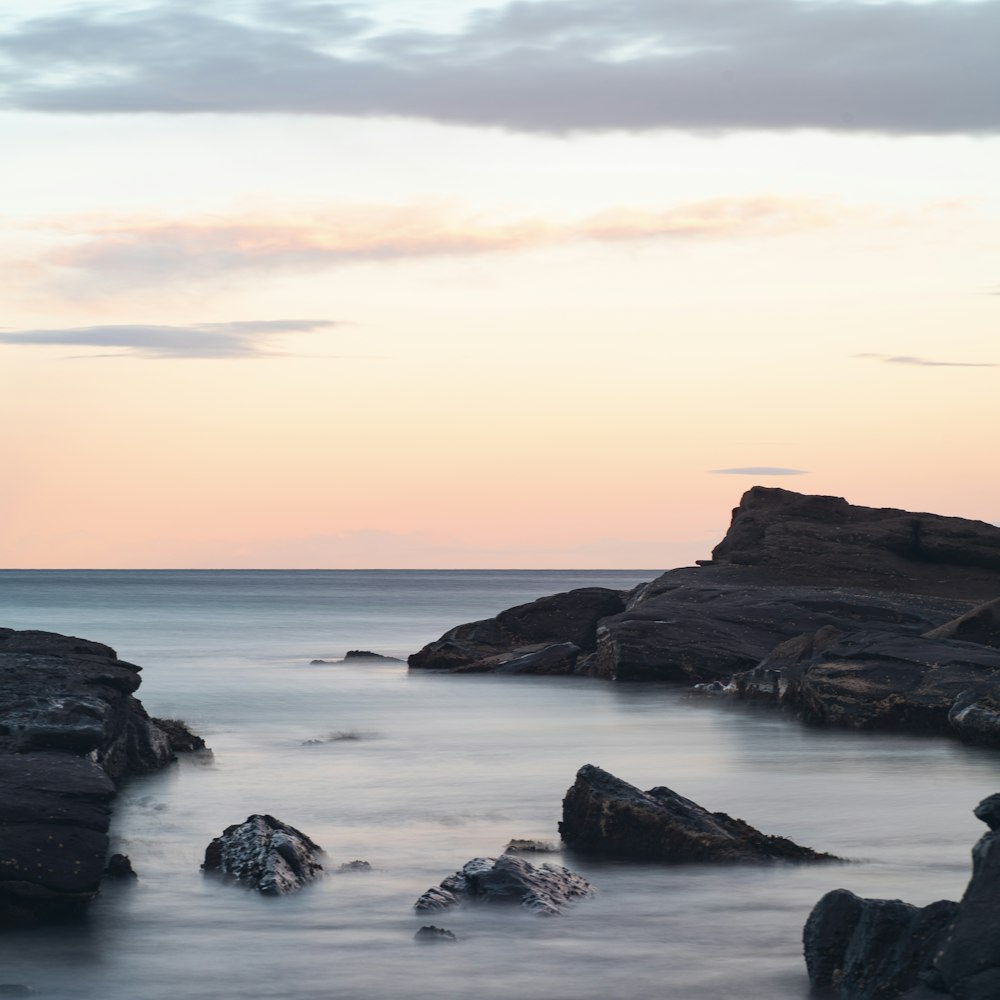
[0,570,996,999]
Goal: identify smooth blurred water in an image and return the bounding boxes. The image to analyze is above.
[1,571,998,999]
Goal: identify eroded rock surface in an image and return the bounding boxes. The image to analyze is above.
[202,814,324,895]
[560,764,835,863]
[414,855,592,917]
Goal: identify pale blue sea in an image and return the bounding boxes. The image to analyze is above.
[0,570,997,999]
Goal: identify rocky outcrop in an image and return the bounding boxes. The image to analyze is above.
[0,628,201,925]
[408,588,626,673]
[414,855,592,917]
[559,764,834,863]
[804,795,1000,999]
[710,486,1000,600]
[202,814,324,895]
[414,925,457,943]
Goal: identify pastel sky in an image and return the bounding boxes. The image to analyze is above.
[1,0,998,568]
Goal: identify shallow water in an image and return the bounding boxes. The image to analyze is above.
[1,571,997,999]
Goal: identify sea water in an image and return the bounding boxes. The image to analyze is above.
[0,570,997,999]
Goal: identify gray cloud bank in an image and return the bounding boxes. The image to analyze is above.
[0,319,339,358]
[1,0,997,134]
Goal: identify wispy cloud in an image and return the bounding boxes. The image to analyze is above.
[711,467,808,476]
[32,197,842,291]
[856,353,998,369]
[0,319,341,358]
[0,1,997,134]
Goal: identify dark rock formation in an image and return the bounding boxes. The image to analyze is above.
[311,651,404,664]
[414,855,592,917]
[0,629,202,925]
[0,752,115,926]
[803,888,958,999]
[104,853,137,879]
[948,683,1000,746]
[414,925,457,944]
[710,486,1000,599]
[337,860,372,872]
[202,814,324,895]
[560,764,835,863]
[408,588,626,673]
[151,717,207,754]
[924,598,1000,649]
[804,795,1000,999]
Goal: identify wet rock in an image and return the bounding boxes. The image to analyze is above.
[560,764,835,863]
[337,860,372,872]
[202,814,324,895]
[803,888,957,999]
[414,855,592,917]
[948,685,1000,746]
[414,925,457,944]
[408,588,626,673]
[151,717,208,754]
[105,853,137,878]
[344,650,404,662]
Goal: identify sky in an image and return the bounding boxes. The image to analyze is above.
[1,0,997,568]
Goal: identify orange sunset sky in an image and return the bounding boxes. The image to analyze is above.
[1,0,998,568]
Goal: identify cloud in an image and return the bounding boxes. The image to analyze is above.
[34,197,841,291]
[0,0,998,134]
[0,319,341,358]
[856,353,998,369]
[711,467,808,475]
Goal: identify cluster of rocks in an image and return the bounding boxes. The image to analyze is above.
[0,629,205,926]
[410,487,1000,746]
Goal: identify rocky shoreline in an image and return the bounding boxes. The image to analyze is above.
[410,487,1000,745]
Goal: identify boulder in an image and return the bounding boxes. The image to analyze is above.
[104,853,137,879]
[408,588,626,673]
[804,795,1000,999]
[924,598,1000,649]
[414,925,457,944]
[202,814,324,895]
[503,839,558,854]
[414,855,592,917]
[803,888,957,999]
[559,764,835,863]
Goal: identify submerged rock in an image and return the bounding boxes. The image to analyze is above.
[202,814,324,895]
[560,764,835,863]
[804,795,1000,999]
[503,839,558,854]
[414,855,592,917]
[414,925,457,944]
[105,853,137,879]
[337,860,372,873]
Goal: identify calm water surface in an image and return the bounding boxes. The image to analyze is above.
[0,571,997,999]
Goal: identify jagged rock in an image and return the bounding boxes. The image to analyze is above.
[414,855,592,917]
[559,764,835,863]
[0,629,197,926]
[805,795,1000,999]
[408,588,626,673]
[449,642,580,675]
[414,925,457,943]
[202,814,324,895]
[948,684,1000,745]
[104,853,137,878]
[803,888,958,999]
